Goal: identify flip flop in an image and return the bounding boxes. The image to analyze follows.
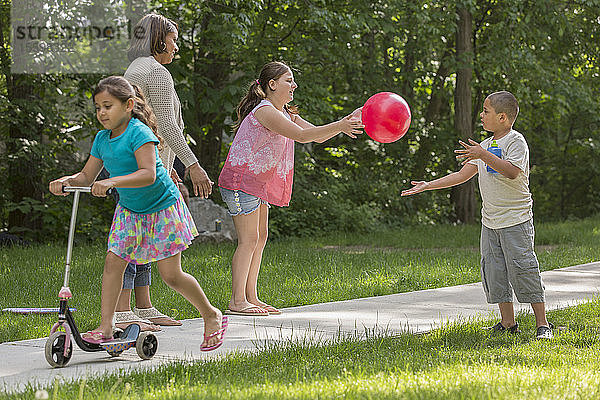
[200,316,228,352]
[225,305,269,316]
[82,330,114,344]
[261,305,282,315]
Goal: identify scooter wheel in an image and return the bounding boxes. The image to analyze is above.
[136,331,158,360]
[45,331,73,368]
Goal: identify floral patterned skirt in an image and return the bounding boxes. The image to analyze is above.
[107,196,198,264]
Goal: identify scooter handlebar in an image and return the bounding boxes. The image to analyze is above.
[63,185,115,196]
[62,186,92,193]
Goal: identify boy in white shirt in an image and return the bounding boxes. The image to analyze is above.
[402,91,552,339]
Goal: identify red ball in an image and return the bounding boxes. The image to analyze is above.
[362,92,411,143]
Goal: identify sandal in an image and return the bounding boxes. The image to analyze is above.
[114,310,161,332]
[133,306,182,326]
[200,316,228,352]
[82,330,113,344]
[261,305,282,315]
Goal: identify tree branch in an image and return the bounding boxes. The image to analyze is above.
[279,18,301,44]
[474,0,498,33]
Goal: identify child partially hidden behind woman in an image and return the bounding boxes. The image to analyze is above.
[49,76,227,351]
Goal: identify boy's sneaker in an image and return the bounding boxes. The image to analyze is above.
[535,323,554,339]
[488,321,520,334]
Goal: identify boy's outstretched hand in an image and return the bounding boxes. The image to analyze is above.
[455,139,485,165]
[401,181,429,196]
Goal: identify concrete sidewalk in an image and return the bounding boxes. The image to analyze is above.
[1,262,599,393]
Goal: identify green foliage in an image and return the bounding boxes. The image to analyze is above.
[269,150,380,238]
[1,0,599,240]
[472,0,600,220]
[0,72,114,241]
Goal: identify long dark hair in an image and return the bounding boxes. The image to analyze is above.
[233,61,298,133]
[127,13,178,62]
[93,76,162,148]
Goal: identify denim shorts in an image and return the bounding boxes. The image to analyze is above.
[122,263,151,290]
[219,187,269,216]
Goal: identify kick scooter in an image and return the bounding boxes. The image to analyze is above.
[45,186,158,367]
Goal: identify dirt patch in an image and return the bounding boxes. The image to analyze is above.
[320,245,397,254]
[321,244,560,254]
[320,245,478,254]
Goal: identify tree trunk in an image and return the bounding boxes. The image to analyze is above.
[451,6,476,224]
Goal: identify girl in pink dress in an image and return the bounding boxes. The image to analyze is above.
[218,61,363,316]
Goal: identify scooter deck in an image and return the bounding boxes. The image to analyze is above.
[101,340,135,354]
[99,324,140,353]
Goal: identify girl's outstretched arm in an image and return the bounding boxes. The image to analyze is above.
[255,106,363,143]
[91,142,157,197]
[49,156,103,196]
[292,107,363,143]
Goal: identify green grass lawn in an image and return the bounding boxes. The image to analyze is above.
[1,216,599,343]
[5,298,600,400]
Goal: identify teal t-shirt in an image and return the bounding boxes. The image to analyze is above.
[90,118,179,213]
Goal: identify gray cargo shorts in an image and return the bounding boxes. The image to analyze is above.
[480,219,545,304]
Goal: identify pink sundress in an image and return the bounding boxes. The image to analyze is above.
[218,100,295,206]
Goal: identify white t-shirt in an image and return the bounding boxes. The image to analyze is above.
[468,130,533,229]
